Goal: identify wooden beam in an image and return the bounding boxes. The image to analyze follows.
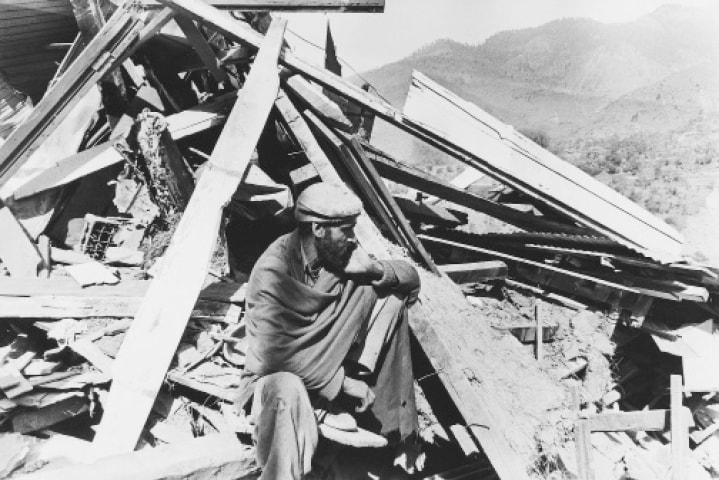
[91,19,286,458]
[273,89,389,257]
[439,261,508,284]
[302,109,406,248]
[671,375,687,480]
[0,277,245,303]
[145,0,384,11]
[0,202,43,278]
[284,75,353,132]
[175,15,229,83]
[363,144,586,234]
[0,296,236,320]
[418,234,688,301]
[575,421,594,480]
[585,410,670,432]
[20,434,258,480]
[392,196,464,228]
[12,395,89,434]
[0,5,145,190]
[344,135,439,274]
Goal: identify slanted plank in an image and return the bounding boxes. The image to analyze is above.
[439,261,508,284]
[0,5,145,189]
[12,396,88,434]
[19,434,258,480]
[344,135,439,274]
[585,410,670,432]
[145,0,384,11]
[91,19,287,458]
[575,421,594,480]
[671,375,687,480]
[363,143,586,234]
[175,15,228,83]
[284,75,353,132]
[273,89,388,257]
[0,202,43,277]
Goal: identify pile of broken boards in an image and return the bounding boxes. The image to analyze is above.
[1,1,719,479]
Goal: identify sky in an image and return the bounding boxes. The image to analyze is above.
[279,0,715,73]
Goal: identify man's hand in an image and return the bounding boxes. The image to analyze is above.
[343,246,382,279]
[342,377,375,413]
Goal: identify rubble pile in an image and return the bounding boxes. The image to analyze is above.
[0,1,717,479]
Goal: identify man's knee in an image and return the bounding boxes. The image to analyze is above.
[260,372,307,404]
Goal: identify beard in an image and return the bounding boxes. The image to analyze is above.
[316,232,355,274]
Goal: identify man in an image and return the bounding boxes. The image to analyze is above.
[236,182,421,479]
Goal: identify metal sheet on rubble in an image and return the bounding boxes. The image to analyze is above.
[403,71,684,261]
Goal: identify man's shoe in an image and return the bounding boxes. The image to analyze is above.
[314,408,358,432]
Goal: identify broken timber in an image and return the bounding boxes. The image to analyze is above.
[0,5,146,189]
[91,19,287,457]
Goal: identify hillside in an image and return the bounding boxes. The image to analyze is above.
[362,3,719,262]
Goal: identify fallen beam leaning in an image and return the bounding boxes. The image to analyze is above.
[91,18,287,458]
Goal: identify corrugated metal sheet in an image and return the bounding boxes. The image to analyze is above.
[0,0,78,102]
[403,71,684,262]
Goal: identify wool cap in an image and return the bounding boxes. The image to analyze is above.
[295,182,362,223]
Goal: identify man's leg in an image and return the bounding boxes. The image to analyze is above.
[252,371,318,480]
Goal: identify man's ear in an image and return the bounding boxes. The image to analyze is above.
[311,223,325,239]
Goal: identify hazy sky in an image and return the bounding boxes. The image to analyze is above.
[280,0,715,73]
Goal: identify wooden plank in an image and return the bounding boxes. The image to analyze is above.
[363,143,586,234]
[0,5,145,189]
[575,421,594,480]
[0,277,245,303]
[91,18,286,458]
[586,410,670,432]
[439,261,508,284]
[0,296,234,320]
[146,0,384,11]
[175,15,228,83]
[273,89,389,257]
[166,371,238,403]
[392,196,464,228]
[18,434,258,480]
[345,135,439,274]
[418,234,688,301]
[12,395,88,434]
[284,75,353,132]
[671,375,687,480]
[302,109,406,247]
[0,202,43,277]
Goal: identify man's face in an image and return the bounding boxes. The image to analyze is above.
[314,221,357,274]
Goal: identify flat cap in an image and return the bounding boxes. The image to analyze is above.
[295,182,362,223]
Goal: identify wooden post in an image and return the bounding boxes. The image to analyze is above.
[175,15,229,83]
[575,421,594,480]
[535,299,543,362]
[671,375,687,480]
[91,19,287,458]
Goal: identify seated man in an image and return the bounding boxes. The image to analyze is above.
[236,182,421,479]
